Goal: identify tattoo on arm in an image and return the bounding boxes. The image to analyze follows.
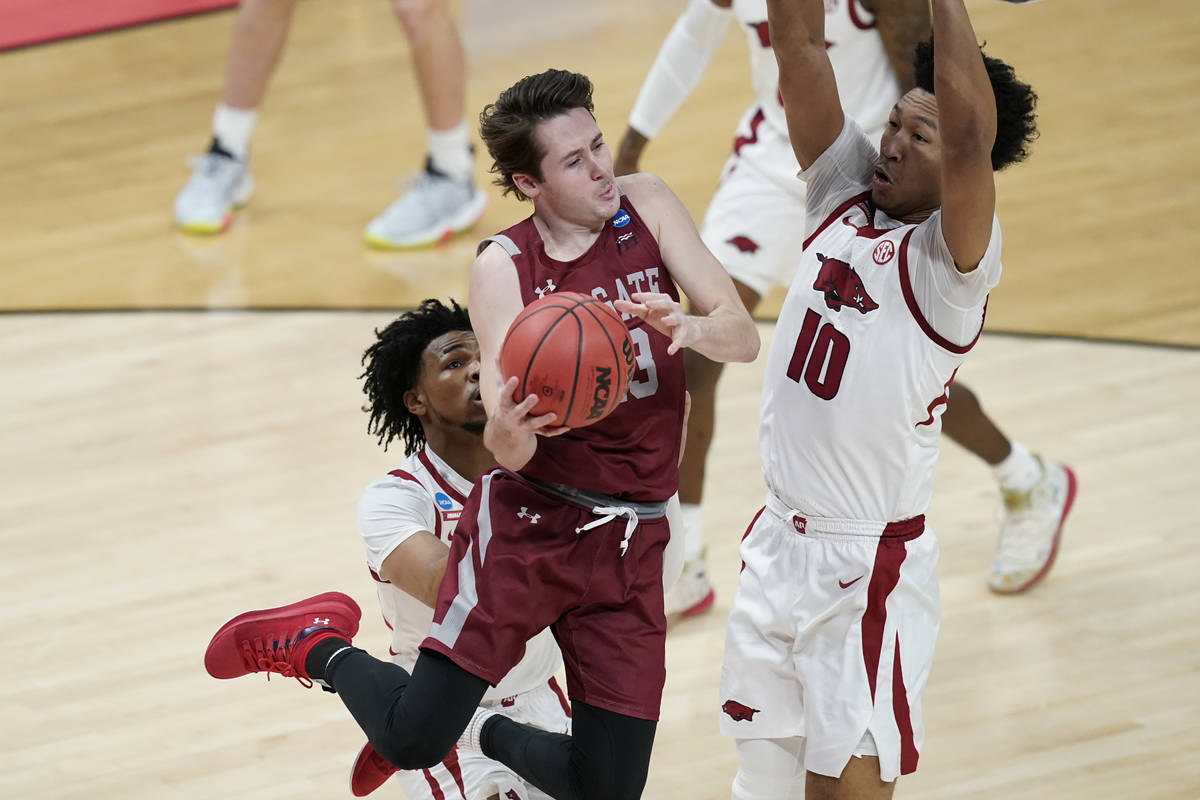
[874,0,932,92]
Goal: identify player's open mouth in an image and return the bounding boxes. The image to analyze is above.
[600,184,615,201]
[873,168,892,186]
[470,389,483,407]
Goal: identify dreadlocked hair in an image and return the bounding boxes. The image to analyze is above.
[359,298,473,454]
[912,38,1039,171]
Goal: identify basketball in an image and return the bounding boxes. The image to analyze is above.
[499,292,636,429]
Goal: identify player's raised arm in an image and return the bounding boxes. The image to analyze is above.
[875,0,932,91]
[615,0,733,176]
[765,0,844,169]
[468,243,561,471]
[931,0,998,272]
[615,173,759,363]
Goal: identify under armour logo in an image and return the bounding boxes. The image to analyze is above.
[517,507,540,524]
[313,617,330,625]
[534,279,557,299]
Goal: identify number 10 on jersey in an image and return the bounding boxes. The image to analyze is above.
[786,308,851,401]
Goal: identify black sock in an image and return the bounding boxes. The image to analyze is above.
[303,634,354,680]
[208,136,237,160]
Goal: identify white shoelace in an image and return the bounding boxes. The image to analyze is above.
[576,505,639,557]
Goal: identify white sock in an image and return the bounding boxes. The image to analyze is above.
[212,103,258,160]
[457,707,498,753]
[427,122,473,184]
[679,502,705,562]
[993,441,1042,493]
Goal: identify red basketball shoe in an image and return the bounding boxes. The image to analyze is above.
[204,591,362,687]
[350,741,398,797]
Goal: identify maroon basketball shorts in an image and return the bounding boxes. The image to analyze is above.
[422,469,670,721]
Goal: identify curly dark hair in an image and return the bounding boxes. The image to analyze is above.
[912,38,1039,171]
[359,298,473,454]
[479,69,595,199]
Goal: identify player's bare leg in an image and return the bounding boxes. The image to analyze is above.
[394,0,465,133]
[942,382,1077,593]
[220,0,298,111]
[174,0,296,232]
[365,0,486,248]
[806,756,895,800]
[671,278,763,618]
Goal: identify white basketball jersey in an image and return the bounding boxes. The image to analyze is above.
[358,446,562,700]
[732,0,902,143]
[758,120,1002,522]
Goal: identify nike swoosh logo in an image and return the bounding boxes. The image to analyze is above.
[838,576,864,589]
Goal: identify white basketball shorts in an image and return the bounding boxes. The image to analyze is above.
[700,117,884,299]
[719,493,940,782]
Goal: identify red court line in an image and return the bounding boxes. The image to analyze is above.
[0,0,238,51]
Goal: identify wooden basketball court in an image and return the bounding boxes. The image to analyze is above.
[1,0,1198,798]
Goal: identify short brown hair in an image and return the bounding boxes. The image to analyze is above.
[478,69,595,199]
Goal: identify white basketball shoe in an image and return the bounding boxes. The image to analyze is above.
[665,550,716,618]
[988,456,1078,594]
[364,157,487,249]
[173,145,253,234]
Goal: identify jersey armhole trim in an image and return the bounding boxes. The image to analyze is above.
[897,227,986,355]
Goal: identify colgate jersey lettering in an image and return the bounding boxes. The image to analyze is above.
[590,267,662,320]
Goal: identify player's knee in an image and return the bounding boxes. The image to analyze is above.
[372,733,453,771]
[731,766,803,800]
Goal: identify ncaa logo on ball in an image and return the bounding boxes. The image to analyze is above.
[611,210,631,228]
[586,366,614,421]
[872,240,895,265]
[434,492,454,511]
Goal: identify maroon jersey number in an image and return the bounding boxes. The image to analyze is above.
[785,308,850,401]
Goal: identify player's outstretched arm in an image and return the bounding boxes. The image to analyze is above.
[765,0,843,169]
[615,173,759,363]
[378,532,451,609]
[615,0,733,176]
[875,0,932,91]
[931,0,998,273]
[469,244,562,471]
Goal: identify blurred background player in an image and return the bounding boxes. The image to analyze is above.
[614,0,1075,612]
[173,0,486,249]
[350,298,569,798]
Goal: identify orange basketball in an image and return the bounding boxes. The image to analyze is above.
[499,292,635,429]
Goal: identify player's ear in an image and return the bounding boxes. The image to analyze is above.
[513,171,539,199]
[403,388,425,417]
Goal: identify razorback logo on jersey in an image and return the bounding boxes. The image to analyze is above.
[727,235,760,254]
[813,252,878,314]
[721,699,760,722]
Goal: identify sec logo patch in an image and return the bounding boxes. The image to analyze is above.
[872,240,895,265]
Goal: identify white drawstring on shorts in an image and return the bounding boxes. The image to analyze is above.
[575,505,639,557]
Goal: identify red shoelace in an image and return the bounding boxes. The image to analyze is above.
[240,633,313,688]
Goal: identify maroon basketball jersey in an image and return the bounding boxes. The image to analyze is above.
[484,196,685,502]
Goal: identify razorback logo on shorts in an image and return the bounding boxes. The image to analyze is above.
[813,252,879,314]
[721,699,760,722]
[727,235,760,254]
